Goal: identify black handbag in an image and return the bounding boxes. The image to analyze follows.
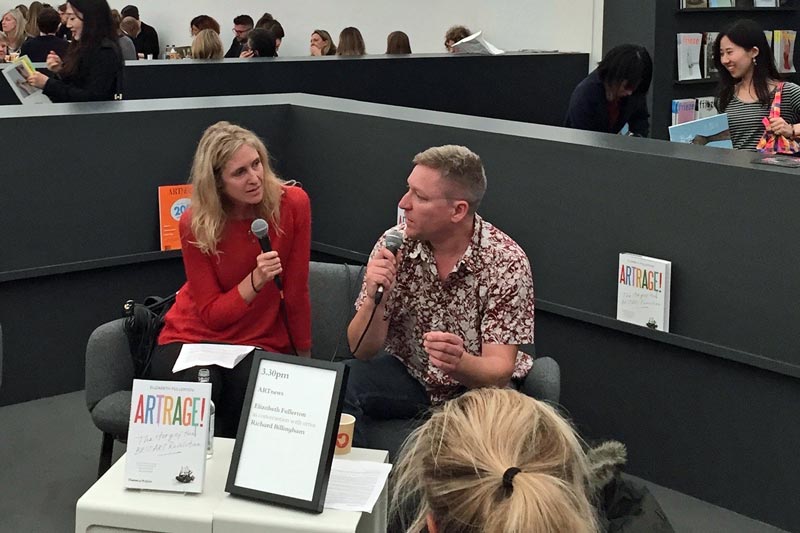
[123,293,176,378]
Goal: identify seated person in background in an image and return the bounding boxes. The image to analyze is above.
[28,7,69,63]
[190,14,220,37]
[150,121,312,438]
[2,9,29,54]
[386,30,411,54]
[109,9,136,61]
[260,19,284,55]
[191,28,223,59]
[344,145,535,458]
[392,388,598,533]
[444,25,470,52]
[27,0,124,103]
[240,27,276,58]
[119,15,139,47]
[0,32,8,61]
[56,3,70,40]
[337,26,365,56]
[564,43,652,137]
[310,28,336,56]
[714,18,800,150]
[25,2,44,40]
[120,5,158,59]
[224,14,252,58]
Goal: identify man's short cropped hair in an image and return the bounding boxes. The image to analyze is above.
[233,15,253,28]
[413,145,487,213]
[120,5,139,20]
[57,3,66,13]
[37,7,60,34]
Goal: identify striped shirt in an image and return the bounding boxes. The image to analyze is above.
[724,82,800,150]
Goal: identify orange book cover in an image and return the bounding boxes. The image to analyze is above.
[158,185,192,251]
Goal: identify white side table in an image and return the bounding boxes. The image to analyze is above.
[75,438,235,533]
[75,439,389,533]
[212,447,389,533]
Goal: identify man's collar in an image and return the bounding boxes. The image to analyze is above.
[405,214,484,273]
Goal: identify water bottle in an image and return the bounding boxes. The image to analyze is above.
[197,368,215,459]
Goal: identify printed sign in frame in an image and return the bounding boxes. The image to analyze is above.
[225,350,349,513]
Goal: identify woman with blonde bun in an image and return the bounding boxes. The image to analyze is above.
[392,388,598,533]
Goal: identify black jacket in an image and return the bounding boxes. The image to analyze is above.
[133,22,160,59]
[20,35,69,63]
[564,70,650,137]
[43,39,123,102]
[224,37,245,58]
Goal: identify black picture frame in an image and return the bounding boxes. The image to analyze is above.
[225,350,349,513]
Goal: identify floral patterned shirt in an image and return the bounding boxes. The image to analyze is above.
[355,215,535,403]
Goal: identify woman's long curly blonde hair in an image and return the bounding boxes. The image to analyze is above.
[391,388,599,533]
[189,121,284,255]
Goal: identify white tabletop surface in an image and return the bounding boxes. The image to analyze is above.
[75,439,389,533]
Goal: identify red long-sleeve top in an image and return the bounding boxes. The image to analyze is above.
[158,185,312,354]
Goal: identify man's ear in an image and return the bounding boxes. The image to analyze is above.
[426,512,439,533]
[450,200,470,223]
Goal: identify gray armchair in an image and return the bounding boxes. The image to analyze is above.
[85,261,560,475]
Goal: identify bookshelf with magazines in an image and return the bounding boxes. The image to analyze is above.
[604,0,800,138]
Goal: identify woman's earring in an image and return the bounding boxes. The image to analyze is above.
[753,57,758,66]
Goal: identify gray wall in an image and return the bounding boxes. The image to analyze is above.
[0,95,797,530]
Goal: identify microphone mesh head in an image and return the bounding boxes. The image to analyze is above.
[251,218,269,239]
[384,229,404,254]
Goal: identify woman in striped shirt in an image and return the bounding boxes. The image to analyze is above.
[714,19,800,150]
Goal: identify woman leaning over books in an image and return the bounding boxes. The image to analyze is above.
[714,18,800,150]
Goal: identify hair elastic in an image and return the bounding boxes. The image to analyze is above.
[502,467,522,493]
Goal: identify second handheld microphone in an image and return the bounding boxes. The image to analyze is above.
[250,218,283,292]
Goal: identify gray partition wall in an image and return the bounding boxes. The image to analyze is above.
[0,95,798,531]
[0,53,590,129]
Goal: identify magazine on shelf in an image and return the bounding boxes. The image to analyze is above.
[764,30,774,49]
[681,0,709,7]
[452,31,504,55]
[754,0,777,6]
[671,98,696,125]
[677,33,703,80]
[709,0,734,6]
[1,55,51,104]
[617,253,672,332]
[125,379,212,493]
[158,185,192,251]
[703,32,719,78]
[773,30,796,73]
[695,96,718,119]
[669,113,733,148]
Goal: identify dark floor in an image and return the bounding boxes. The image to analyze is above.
[0,391,790,533]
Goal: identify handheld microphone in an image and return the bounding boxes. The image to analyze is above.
[374,229,404,305]
[250,218,283,292]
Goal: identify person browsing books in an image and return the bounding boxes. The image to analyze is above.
[149,122,311,438]
[25,0,123,102]
[564,44,652,136]
[392,388,598,533]
[344,145,535,458]
[713,19,800,150]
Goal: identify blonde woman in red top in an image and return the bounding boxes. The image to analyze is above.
[151,121,311,437]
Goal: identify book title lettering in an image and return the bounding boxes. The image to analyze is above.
[132,394,207,427]
[619,264,664,293]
